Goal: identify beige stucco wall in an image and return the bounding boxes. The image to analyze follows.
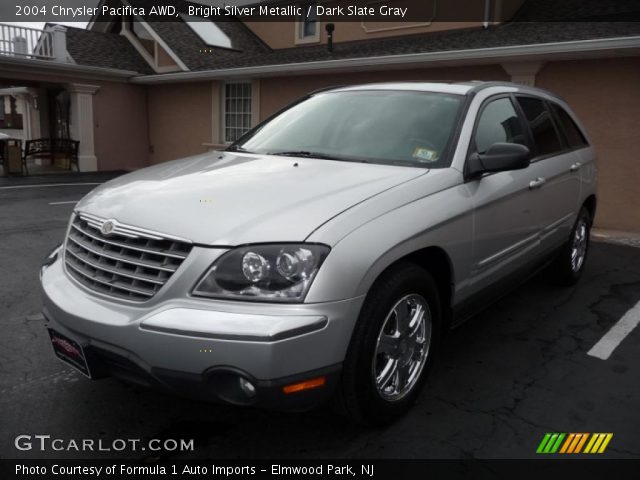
[0,70,150,172]
[245,0,484,49]
[258,64,509,118]
[211,81,222,145]
[156,44,178,68]
[93,82,149,171]
[244,0,526,49]
[537,57,640,232]
[246,21,485,50]
[147,82,213,164]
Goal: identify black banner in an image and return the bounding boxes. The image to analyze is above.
[2,0,640,23]
[3,459,640,480]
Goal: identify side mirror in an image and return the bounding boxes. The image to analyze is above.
[467,142,531,179]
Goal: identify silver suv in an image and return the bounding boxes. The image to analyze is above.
[40,82,597,424]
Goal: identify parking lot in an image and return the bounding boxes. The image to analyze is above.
[1,178,639,460]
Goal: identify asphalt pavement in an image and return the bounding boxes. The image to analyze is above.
[1,178,638,460]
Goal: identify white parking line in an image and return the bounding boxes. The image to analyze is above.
[587,299,640,360]
[0,182,100,190]
[48,200,79,205]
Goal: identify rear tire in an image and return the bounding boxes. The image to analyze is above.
[548,206,592,286]
[338,263,441,425]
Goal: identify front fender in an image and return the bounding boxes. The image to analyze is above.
[305,182,473,304]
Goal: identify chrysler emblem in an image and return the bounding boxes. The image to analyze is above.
[100,220,116,236]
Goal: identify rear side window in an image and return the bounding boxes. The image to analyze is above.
[516,97,563,157]
[550,103,588,148]
[474,97,527,154]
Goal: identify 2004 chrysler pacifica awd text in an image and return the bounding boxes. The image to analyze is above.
[40,82,597,424]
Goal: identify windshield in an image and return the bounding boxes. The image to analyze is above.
[233,90,464,168]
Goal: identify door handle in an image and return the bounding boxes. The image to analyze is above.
[570,162,582,172]
[529,177,546,189]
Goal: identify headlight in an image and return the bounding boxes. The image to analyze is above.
[192,244,330,302]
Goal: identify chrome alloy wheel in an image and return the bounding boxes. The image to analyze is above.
[373,294,432,401]
[571,217,588,273]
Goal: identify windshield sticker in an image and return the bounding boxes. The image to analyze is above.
[412,147,439,162]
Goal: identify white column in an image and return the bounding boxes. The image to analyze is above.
[13,94,32,140]
[501,62,544,87]
[68,84,100,172]
[14,91,46,163]
[51,25,68,62]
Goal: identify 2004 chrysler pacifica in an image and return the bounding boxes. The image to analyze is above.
[40,82,597,424]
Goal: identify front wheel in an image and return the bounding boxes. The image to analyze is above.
[338,263,441,425]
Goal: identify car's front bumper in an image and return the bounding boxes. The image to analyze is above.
[40,257,364,410]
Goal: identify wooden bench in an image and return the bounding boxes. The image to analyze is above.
[23,138,80,174]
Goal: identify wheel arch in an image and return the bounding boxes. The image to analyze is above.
[583,194,597,224]
[364,246,455,327]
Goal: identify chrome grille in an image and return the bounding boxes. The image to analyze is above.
[64,213,192,301]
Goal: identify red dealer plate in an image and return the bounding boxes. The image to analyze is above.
[47,328,92,378]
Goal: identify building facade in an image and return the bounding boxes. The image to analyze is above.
[0,0,639,231]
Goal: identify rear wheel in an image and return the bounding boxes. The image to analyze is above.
[339,263,441,425]
[549,206,592,286]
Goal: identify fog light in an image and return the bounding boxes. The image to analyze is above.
[238,377,256,398]
[282,376,326,394]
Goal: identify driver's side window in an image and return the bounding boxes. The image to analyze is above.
[475,98,526,154]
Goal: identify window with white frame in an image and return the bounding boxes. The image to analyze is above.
[180,15,233,49]
[296,2,319,42]
[223,83,252,143]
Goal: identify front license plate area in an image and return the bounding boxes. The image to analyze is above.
[47,328,92,378]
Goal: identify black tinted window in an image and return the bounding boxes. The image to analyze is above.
[516,97,563,156]
[474,98,527,154]
[550,103,588,148]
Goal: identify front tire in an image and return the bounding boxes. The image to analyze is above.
[549,206,592,286]
[339,263,441,425]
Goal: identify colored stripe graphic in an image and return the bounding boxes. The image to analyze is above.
[550,433,565,453]
[574,433,589,453]
[536,433,552,453]
[584,433,614,454]
[584,434,599,453]
[567,433,584,453]
[544,433,559,453]
[538,433,613,454]
[536,433,565,454]
[559,433,575,453]
[598,434,613,453]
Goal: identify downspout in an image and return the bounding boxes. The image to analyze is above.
[483,0,491,28]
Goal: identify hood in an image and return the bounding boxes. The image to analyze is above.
[76,152,427,245]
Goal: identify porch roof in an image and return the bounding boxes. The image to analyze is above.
[63,26,154,74]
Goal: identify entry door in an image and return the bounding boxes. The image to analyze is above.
[465,96,542,294]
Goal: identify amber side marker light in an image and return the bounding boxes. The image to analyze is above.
[282,376,326,394]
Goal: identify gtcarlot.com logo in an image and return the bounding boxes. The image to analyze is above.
[14,434,194,452]
[536,433,613,454]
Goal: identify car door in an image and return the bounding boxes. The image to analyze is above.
[514,96,582,254]
[464,95,545,295]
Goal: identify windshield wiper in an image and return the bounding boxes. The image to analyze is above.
[269,151,369,163]
[269,150,339,160]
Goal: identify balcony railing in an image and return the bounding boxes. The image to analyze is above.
[0,23,55,59]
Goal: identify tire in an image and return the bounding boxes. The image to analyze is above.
[549,206,592,286]
[338,263,442,425]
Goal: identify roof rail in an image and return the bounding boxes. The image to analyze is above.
[465,80,564,100]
